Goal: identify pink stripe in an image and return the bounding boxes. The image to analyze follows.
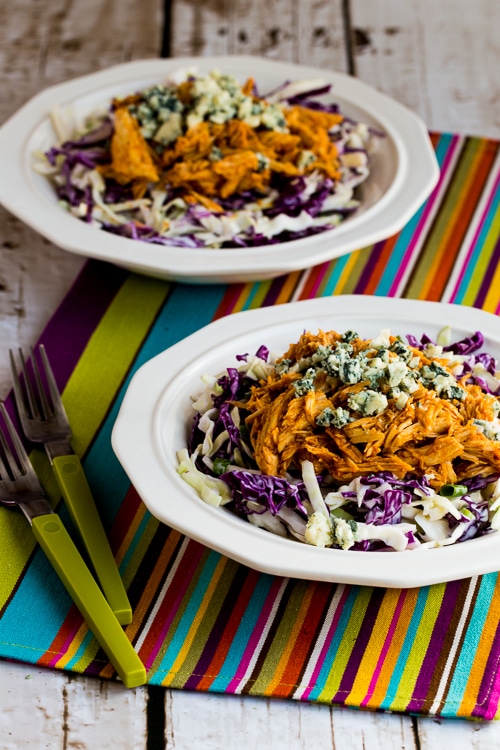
[143,541,206,670]
[299,584,351,701]
[360,590,407,707]
[47,621,83,667]
[387,135,462,297]
[225,577,285,693]
[449,167,500,303]
[304,261,330,298]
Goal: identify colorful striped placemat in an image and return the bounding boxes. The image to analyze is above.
[1,132,499,719]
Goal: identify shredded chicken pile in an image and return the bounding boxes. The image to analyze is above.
[97,78,343,204]
[239,330,500,488]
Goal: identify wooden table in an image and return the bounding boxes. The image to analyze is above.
[1,1,500,747]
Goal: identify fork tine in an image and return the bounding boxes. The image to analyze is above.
[30,346,54,419]
[38,345,64,416]
[0,402,29,480]
[10,348,42,421]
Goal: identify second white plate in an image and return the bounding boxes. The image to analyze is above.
[0,56,439,283]
[112,296,500,588]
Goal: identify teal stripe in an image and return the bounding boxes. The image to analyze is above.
[307,586,359,701]
[65,629,95,671]
[452,174,500,304]
[82,282,227,524]
[0,545,72,657]
[118,510,155,576]
[443,573,498,709]
[241,281,264,310]
[151,549,222,682]
[379,586,432,710]
[374,134,454,296]
[208,573,276,692]
[321,253,352,296]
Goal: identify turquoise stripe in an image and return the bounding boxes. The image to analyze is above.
[379,586,432,711]
[119,510,155,576]
[151,549,222,683]
[65,629,96,671]
[374,134,454,296]
[0,545,72,659]
[242,281,264,310]
[443,573,498,710]
[82,282,228,524]
[307,586,359,701]
[321,253,352,296]
[452,173,500,304]
[208,573,276,692]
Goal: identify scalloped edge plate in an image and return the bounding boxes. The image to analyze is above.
[112,296,500,588]
[0,56,438,283]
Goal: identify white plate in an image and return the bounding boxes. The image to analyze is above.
[0,56,439,284]
[112,296,500,588]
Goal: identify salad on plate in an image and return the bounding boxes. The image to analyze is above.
[177,325,500,552]
[35,69,381,249]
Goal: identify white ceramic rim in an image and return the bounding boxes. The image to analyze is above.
[0,56,439,283]
[111,295,500,588]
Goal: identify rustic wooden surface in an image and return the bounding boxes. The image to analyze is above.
[1,0,500,747]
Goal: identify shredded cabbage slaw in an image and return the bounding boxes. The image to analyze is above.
[177,327,500,552]
[34,69,381,249]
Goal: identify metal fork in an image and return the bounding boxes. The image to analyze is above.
[0,402,146,688]
[10,345,132,625]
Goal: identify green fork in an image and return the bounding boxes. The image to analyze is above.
[0,402,146,688]
[10,345,132,625]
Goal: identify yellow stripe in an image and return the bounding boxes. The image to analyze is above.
[276,270,302,304]
[161,555,229,686]
[344,589,402,707]
[364,588,420,709]
[56,621,97,670]
[458,576,500,717]
[263,584,316,695]
[315,587,373,702]
[479,211,500,312]
[332,249,364,294]
[388,585,445,713]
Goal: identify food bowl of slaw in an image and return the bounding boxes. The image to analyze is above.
[112,296,500,588]
[0,56,439,284]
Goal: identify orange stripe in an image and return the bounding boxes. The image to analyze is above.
[345,588,403,707]
[196,569,261,691]
[457,576,500,717]
[362,234,399,295]
[421,141,495,300]
[275,269,303,304]
[364,587,420,709]
[274,581,332,696]
[263,584,317,697]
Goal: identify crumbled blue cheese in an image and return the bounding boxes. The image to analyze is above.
[316,407,351,428]
[348,389,388,416]
[474,419,500,441]
[293,368,316,397]
[331,517,360,550]
[305,512,334,547]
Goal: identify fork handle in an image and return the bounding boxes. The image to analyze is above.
[31,513,146,688]
[52,454,132,625]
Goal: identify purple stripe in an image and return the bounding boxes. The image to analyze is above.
[182,564,248,690]
[331,587,386,705]
[353,239,386,293]
[2,260,127,442]
[38,260,128,390]
[262,275,288,307]
[474,234,500,308]
[472,619,500,719]
[405,579,463,713]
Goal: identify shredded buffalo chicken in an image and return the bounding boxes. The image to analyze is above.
[238,330,500,488]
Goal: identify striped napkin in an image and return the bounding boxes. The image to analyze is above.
[1,132,499,719]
